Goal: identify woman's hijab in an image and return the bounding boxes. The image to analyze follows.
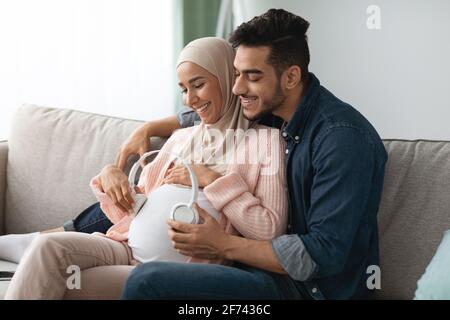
[176,37,253,174]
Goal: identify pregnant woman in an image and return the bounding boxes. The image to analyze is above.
[5,37,287,299]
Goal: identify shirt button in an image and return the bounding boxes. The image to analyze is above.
[295,136,300,141]
[282,131,287,138]
[285,149,289,154]
[311,287,318,294]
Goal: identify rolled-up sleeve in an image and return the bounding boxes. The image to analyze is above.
[272,234,318,281]
[176,107,200,128]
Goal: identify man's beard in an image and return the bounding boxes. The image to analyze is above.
[243,83,286,121]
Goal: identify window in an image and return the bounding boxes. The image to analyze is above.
[0,0,176,140]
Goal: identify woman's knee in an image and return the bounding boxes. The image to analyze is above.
[29,233,57,250]
[26,233,67,259]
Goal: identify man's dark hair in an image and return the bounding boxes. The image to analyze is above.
[229,8,310,82]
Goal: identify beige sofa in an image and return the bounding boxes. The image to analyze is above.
[1,104,450,299]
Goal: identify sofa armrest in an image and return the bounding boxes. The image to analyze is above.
[0,141,7,235]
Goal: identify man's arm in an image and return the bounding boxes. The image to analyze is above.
[116,107,200,170]
[220,228,317,281]
[252,127,378,282]
[298,126,377,278]
[223,235,287,274]
[168,204,318,278]
[266,127,378,281]
[168,206,287,274]
[146,115,181,137]
[116,115,180,170]
[116,114,186,172]
[176,106,200,128]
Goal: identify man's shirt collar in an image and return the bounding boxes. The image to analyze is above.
[282,73,321,143]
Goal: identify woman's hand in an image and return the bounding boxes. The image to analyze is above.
[99,165,135,213]
[162,163,222,188]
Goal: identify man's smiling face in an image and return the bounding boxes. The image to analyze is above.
[232,45,286,121]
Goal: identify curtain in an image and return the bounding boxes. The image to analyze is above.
[181,0,222,46]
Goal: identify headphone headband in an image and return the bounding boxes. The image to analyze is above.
[128,150,199,207]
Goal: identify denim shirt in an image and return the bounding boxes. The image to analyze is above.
[176,73,387,300]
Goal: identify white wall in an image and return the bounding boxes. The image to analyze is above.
[233,0,450,140]
[0,0,177,140]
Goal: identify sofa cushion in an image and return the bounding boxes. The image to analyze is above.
[0,260,17,300]
[5,104,148,233]
[376,140,450,299]
[0,141,7,234]
[414,230,450,299]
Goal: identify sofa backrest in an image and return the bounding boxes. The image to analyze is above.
[376,140,450,299]
[5,104,167,233]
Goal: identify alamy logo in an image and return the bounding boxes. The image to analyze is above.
[367,5,382,30]
[178,128,281,176]
[366,265,381,290]
[66,265,81,290]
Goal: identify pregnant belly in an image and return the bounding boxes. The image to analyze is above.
[128,184,220,263]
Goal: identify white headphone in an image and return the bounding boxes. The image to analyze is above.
[128,150,200,224]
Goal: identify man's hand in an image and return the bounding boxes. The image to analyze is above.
[163,164,222,188]
[99,165,135,214]
[116,125,151,171]
[168,205,288,275]
[167,204,229,260]
[115,115,182,171]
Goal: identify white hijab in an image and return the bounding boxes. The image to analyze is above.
[176,37,253,174]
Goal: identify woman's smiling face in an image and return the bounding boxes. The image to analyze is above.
[177,62,223,124]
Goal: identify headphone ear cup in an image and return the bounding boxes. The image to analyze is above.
[170,204,199,224]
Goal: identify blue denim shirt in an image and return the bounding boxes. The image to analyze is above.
[177,73,387,300]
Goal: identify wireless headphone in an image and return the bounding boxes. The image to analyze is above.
[128,150,199,224]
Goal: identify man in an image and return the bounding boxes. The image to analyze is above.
[119,9,388,300]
